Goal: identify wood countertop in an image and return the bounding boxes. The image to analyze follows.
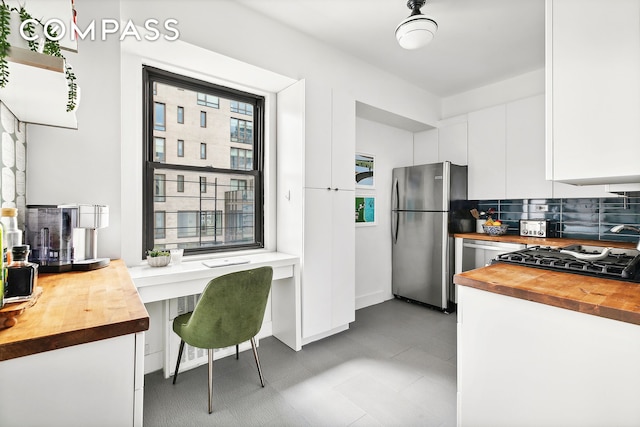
[454,263,640,325]
[453,232,638,250]
[0,259,149,361]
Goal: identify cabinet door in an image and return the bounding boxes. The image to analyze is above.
[414,128,439,165]
[506,95,552,199]
[302,188,333,338]
[304,82,333,189]
[302,188,355,339]
[331,189,355,327]
[547,0,640,184]
[439,120,468,165]
[331,90,356,190]
[468,105,506,199]
[276,79,306,255]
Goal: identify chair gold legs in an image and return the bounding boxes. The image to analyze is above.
[250,337,265,387]
[173,339,186,385]
[174,339,264,414]
[207,349,214,414]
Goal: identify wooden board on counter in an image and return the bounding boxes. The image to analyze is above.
[453,232,638,250]
[454,263,640,326]
[0,260,149,361]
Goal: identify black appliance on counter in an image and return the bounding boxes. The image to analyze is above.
[492,245,640,283]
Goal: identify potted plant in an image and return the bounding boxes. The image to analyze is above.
[147,249,171,267]
[0,1,78,112]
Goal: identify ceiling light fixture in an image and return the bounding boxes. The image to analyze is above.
[395,0,438,50]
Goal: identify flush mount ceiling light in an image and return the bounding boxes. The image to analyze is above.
[395,0,438,50]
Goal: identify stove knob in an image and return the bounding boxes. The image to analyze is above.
[538,231,543,236]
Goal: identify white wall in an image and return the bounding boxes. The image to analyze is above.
[355,117,413,309]
[26,0,122,259]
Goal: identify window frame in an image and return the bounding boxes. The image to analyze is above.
[142,66,265,258]
[177,106,184,124]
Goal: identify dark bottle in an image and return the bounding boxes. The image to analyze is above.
[5,245,37,301]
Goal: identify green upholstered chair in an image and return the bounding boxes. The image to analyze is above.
[171,266,273,414]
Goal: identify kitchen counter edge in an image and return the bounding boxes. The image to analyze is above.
[0,259,149,361]
[454,263,640,326]
[453,232,637,250]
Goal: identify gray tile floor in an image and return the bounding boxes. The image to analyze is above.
[143,298,457,426]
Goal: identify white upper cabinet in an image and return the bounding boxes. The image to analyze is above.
[506,95,552,199]
[468,104,506,200]
[438,115,468,166]
[303,82,355,191]
[546,0,640,185]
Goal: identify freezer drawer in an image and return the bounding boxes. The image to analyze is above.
[392,210,448,308]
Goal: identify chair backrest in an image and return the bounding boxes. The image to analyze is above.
[181,266,273,349]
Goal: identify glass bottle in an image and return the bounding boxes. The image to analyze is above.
[1,207,22,265]
[5,245,37,301]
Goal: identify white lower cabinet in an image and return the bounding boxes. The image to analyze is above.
[302,188,355,340]
[458,286,640,426]
[0,334,144,427]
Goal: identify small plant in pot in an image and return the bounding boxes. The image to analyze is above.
[147,249,171,267]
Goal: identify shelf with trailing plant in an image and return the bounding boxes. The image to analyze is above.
[0,0,79,129]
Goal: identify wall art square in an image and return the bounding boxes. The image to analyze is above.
[355,153,375,188]
[355,196,375,226]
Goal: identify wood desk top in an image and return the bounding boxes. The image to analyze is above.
[0,259,149,361]
[454,263,640,325]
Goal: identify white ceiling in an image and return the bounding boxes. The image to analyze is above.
[236,0,545,98]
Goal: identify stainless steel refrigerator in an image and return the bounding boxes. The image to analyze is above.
[391,161,468,311]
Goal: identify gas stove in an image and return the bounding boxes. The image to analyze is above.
[492,245,640,283]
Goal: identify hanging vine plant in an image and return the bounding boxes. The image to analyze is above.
[0,1,78,112]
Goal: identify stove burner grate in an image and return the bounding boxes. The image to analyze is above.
[492,245,640,283]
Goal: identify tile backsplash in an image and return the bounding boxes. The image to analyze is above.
[475,197,640,243]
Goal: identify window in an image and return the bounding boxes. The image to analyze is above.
[154,102,165,131]
[230,179,248,191]
[230,118,253,144]
[177,139,184,157]
[200,111,206,128]
[155,211,165,239]
[177,211,198,238]
[230,101,253,116]
[197,92,219,108]
[177,106,184,124]
[143,66,264,256]
[230,148,253,171]
[200,211,222,236]
[154,174,166,202]
[154,137,165,162]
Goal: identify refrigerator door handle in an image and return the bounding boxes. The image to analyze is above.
[391,177,400,243]
[392,177,399,211]
[391,211,399,243]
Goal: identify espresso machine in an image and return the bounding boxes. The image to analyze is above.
[25,204,110,272]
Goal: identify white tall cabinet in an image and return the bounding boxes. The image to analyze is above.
[277,80,355,343]
[546,0,640,185]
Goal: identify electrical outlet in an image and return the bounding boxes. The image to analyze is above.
[534,204,549,212]
[145,343,150,354]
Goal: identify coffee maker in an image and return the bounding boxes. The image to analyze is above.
[25,204,110,273]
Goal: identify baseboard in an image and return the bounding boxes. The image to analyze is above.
[355,290,394,310]
[302,323,349,346]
